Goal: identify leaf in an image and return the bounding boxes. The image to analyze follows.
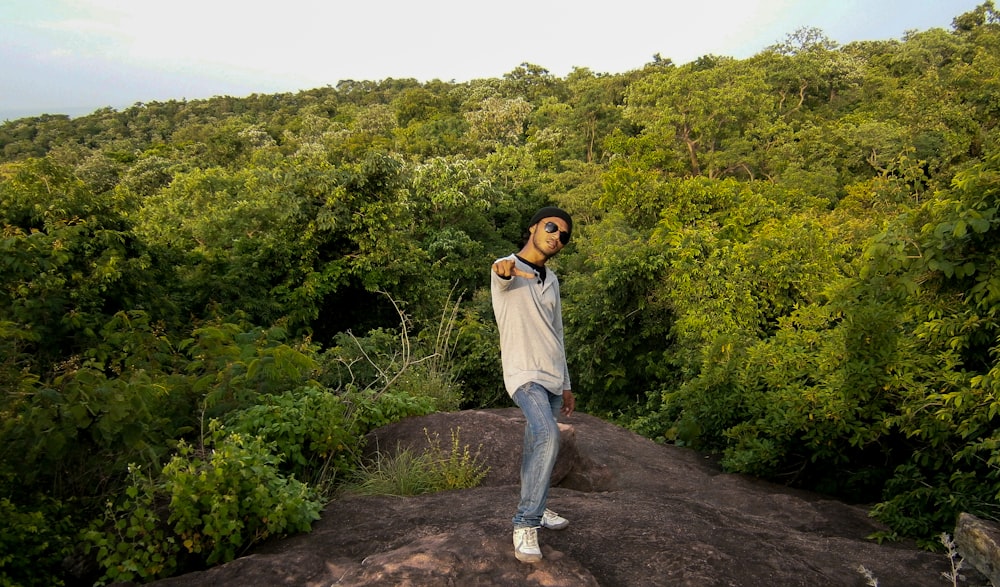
[968,217,991,233]
[952,219,967,237]
[69,403,93,428]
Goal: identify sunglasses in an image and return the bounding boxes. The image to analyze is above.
[543,221,570,245]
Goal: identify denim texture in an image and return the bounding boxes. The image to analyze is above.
[511,382,563,528]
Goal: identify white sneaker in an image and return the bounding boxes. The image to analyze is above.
[513,527,542,562]
[541,508,569,530]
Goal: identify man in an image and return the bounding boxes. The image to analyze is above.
[491,206,576,563]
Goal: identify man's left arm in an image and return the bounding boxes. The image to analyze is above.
[554,284,574,416]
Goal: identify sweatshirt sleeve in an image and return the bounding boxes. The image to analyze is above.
[490,254,518,292]
[555,289,572,391]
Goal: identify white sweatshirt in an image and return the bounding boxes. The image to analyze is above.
[490,254,572,397]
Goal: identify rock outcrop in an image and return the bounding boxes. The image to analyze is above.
[955,512,1000,586]
[144,409,990,586]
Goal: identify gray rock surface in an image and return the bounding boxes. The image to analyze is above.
[955,512,1000,586]
[145,408,990,586]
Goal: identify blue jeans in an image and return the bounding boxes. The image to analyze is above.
[511,382,563,528]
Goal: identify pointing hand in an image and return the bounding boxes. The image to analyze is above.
[493,259,535,280]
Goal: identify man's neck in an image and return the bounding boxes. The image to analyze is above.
[516,245,548,266]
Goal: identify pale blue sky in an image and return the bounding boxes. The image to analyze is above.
[0,0,984,121]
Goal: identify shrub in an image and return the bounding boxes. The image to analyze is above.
[0,495,75,587]
[225,385,363,487]
[349,386,440,432]
[424,427,491,491]
[161,430,322,565]
[84,423,322,584]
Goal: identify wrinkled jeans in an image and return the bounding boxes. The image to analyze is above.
[511,382,563,528]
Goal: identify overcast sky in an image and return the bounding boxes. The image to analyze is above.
[0,0,984,121]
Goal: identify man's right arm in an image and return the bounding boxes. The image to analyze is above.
[492,258,533,280]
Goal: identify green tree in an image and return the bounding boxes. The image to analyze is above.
[623,56,776,179]
[869,151,1000,541]
[0,158,170,369]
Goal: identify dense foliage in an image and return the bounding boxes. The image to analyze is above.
[2,4,1000,583]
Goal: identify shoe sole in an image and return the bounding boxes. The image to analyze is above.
[541,520,568,530]
[515,550,543,563]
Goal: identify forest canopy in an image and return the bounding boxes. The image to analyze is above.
[3,3,1000,584]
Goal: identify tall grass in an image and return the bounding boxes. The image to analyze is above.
[343,427,489,497]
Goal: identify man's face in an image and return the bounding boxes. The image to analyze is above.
[530,217,570,257]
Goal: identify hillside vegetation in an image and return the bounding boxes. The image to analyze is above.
[2,3,1000,584]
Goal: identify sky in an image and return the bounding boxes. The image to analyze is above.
[0,0,985,121]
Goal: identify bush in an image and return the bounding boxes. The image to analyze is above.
[349,386,440,432]
[225,385,363,487]
[84,423,322,584]
[423,427,491,491]
[162,430,322,565]
[0,495,75,587]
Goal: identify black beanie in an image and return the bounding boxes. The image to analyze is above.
[529,206,573,239]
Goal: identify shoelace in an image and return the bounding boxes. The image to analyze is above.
[522,529,539,549]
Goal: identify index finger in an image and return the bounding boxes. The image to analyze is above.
[492,259,515,276]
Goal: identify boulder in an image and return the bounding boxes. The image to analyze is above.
[142,409,991,587]
[955,512,1000,586]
